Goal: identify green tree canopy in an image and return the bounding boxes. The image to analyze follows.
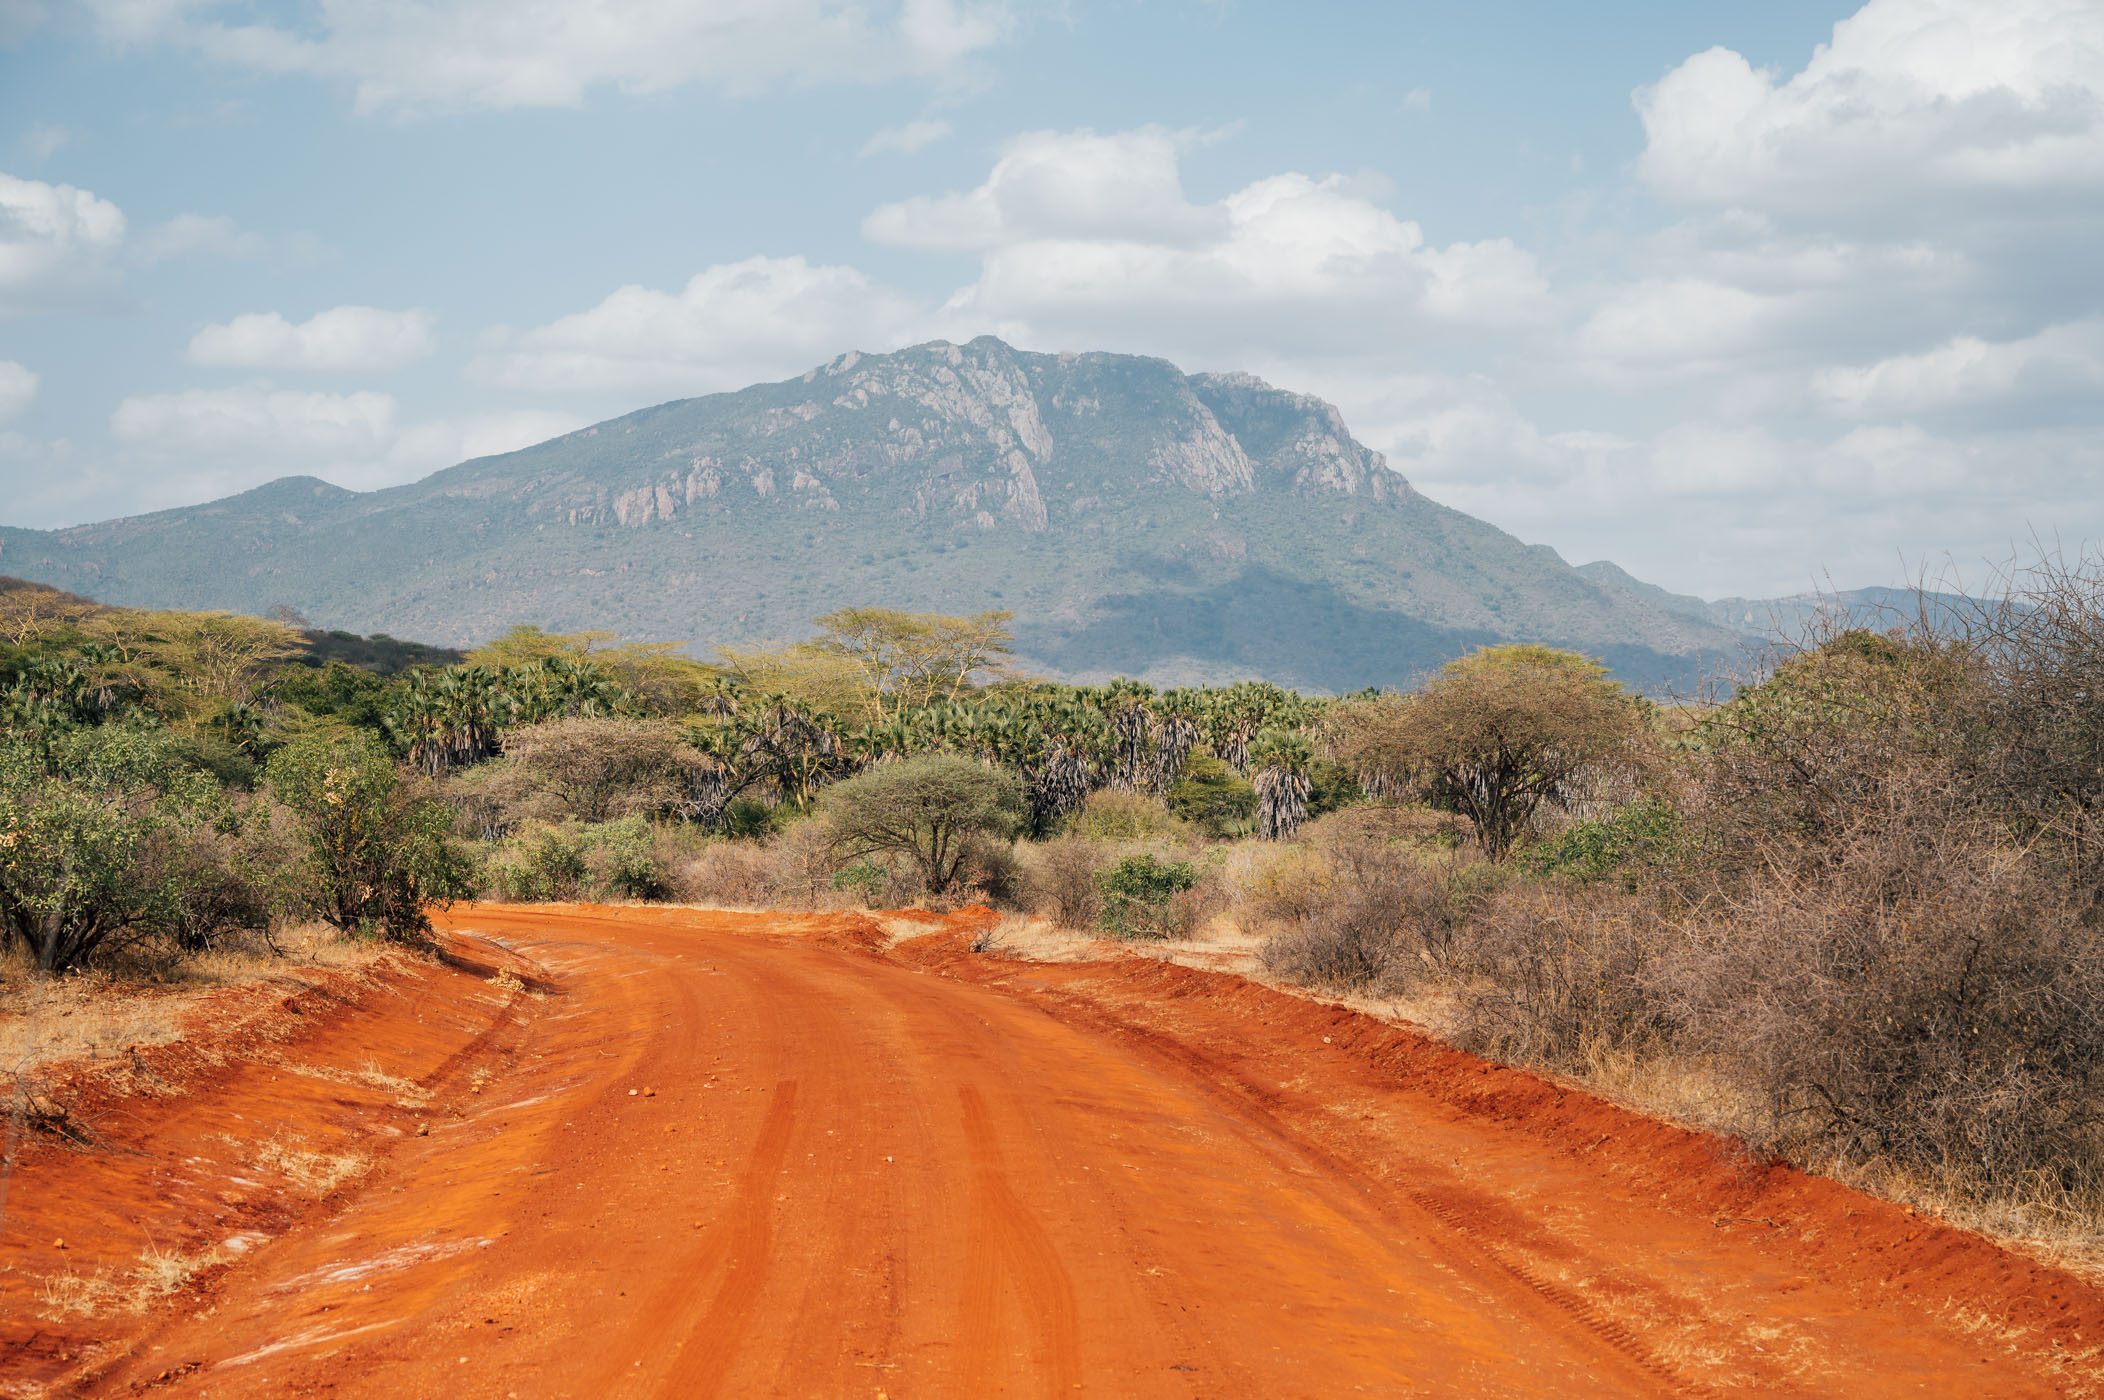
[819,753,1023,895]
[1387,645,1645,858]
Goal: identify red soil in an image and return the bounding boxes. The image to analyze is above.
[3,903,2100,1397]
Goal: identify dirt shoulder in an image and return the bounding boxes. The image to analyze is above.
[0,934,538,1396]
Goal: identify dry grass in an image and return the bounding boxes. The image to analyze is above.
[1822,1156,2104,1286]
[39,1241,232,1319]
[0,925,390,1077]
[272,1056,433,1109]
[246,1132,371,1195]
[950,913,1118,963]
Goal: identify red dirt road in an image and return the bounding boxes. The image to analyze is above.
[8,904,2104,1397]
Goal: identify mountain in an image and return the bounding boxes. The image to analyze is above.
[0,337,1758,693]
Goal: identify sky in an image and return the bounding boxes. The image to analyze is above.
[2,0,2101,600]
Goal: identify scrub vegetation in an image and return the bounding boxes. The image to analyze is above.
[7,559,2103,1253]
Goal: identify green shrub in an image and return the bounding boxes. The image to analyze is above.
[831,859,889,904]
[484,816,669,902]
[267,733,472,941]
[1095,854,1199,940]
[485,822,590,901]
[581,815,668,900]
[1522,798,1684,887]
[0,727,237,972]
[820,754,1023,896]
[1168,755,1256,838]
[722,797,779,839]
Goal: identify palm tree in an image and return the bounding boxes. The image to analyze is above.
[1251,729,1314,840]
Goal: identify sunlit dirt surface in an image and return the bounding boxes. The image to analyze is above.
[4,903,2100,1397]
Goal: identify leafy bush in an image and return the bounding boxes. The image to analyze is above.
[499,716,706,823]
[484,823,591,902]
[1166,754,1256,838]
[721,797,778,839]
[267,733,472,941]
[1522,798,1685,887]
[1359,646,1648,858]
[581,816,670,900]
[0,727,244,971]
[1095,854,1199,940]
[483,816,672,902]
[831,859,888,904]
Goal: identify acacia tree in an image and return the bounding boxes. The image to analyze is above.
[819,753,1022,896]
[1392,646,1644,859]
[798,608,1015,724]
[499,716,703,823]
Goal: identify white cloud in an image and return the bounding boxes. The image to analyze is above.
[1637,0,2104,229]
[91,382,584,514]
[1574,277,1783,376]
[111,383,399,458]
[0,360,36,422]
[0,170,125,311]
[869,128,1551,364]
[1814,319,2104,419]
[88,0,1015,114]
[866,127,1226,251]
[186,305,438,373]
[1396,387,2104,597]
[470,255,921,396]
[861,118,953,156]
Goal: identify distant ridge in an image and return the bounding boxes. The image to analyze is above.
[1,337,1760,693]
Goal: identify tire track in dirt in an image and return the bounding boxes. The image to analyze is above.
[669,1079,800,1396]
[955,1084,1084,1396]
[971,963,1722,1396]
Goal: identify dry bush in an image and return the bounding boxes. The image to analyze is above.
[1439,880,1666,1069]
[1296,802,1471,850]
[772,820,854,905]
[1020,834,1223,935]
[1018,836,1111,928]
[1252,825,1494,993]
[1655,786,2104,1204]
[1152,861,1230,941]
[1065,789,1191,842]
[249,1132,371,1195]
[1237,844,1337,930]
[672,840,785,908]
[949,839,1024,909]
[0,923,384,1074]
[39,1241,232,1319]
[668,823,854,909]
